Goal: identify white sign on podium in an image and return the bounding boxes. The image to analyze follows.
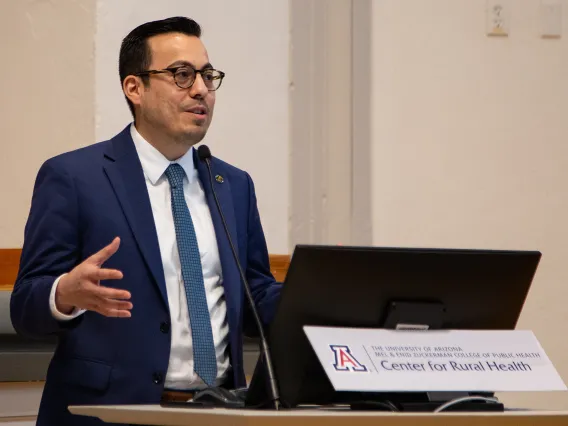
[303,326,567,392]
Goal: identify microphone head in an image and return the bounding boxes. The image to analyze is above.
[197,144,212,161]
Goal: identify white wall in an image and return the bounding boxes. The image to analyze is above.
[96,0,290,254]
[371,0,568,409]
[0,0,95,248]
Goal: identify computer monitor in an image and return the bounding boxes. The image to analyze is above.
[246,244,541,410]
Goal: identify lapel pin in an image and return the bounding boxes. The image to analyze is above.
[215,174,224,183]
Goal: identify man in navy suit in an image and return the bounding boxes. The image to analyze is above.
[10,16,282,426]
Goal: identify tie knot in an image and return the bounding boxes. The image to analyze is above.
[165,164,186,189]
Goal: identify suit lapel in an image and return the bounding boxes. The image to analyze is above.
[101,131,243,317]
[103,127,168,309]
[194,150,242,326]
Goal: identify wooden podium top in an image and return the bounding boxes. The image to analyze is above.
[68,405,568,426]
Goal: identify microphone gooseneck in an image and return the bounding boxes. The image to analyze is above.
[197,145,281,410]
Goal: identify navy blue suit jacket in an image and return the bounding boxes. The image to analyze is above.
[10,125,282,426]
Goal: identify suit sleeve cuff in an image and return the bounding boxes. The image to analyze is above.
[49,274,86,321]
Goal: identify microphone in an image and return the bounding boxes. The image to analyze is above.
[197,144,281,410]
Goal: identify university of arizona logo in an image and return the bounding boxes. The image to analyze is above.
[330,345,368,372]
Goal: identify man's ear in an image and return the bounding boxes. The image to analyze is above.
[123,75,144,108]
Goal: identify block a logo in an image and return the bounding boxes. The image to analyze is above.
[330,345,368,372]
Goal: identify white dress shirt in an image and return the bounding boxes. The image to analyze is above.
[49,124,230,390]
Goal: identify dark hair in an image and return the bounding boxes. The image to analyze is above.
[119,17,202,118]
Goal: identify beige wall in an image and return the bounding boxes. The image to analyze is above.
[372,0,568,409]
[4,0,568,412]
[0,0,291,254]
[0,0,95,248]
[95,0,290,254]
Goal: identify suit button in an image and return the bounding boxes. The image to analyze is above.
[152,373,163,385]
[160,321,170,333]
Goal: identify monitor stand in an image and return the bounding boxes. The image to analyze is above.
[350,300,505,412]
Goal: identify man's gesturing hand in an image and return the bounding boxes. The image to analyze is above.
[55,237,132,317]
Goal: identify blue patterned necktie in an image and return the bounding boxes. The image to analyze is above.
[165,163,217,386]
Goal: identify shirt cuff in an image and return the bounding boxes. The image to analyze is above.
[49,274,86,321]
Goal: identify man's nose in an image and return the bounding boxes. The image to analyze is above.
[190,73,209,98]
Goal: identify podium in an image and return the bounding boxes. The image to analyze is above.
[69,248,564,425]
[68,405,568,426]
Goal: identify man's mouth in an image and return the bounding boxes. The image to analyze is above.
[186,105,207,116]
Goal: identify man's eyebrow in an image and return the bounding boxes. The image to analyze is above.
[167,60,214,70]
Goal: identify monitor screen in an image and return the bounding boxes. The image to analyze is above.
[246,244,541,409]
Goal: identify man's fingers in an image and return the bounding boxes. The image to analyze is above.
[106,309,131,318]
[87,237,121,265]
[88,268,124,282]
[94,285,131,301]
[109,310,132,318]
[88,304,132,318]
[104,298,133,311]
[86,297,133,318]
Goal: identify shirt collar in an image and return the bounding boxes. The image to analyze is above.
[130,123,197,186]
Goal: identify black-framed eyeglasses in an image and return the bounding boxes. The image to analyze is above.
[135,66,225,91]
